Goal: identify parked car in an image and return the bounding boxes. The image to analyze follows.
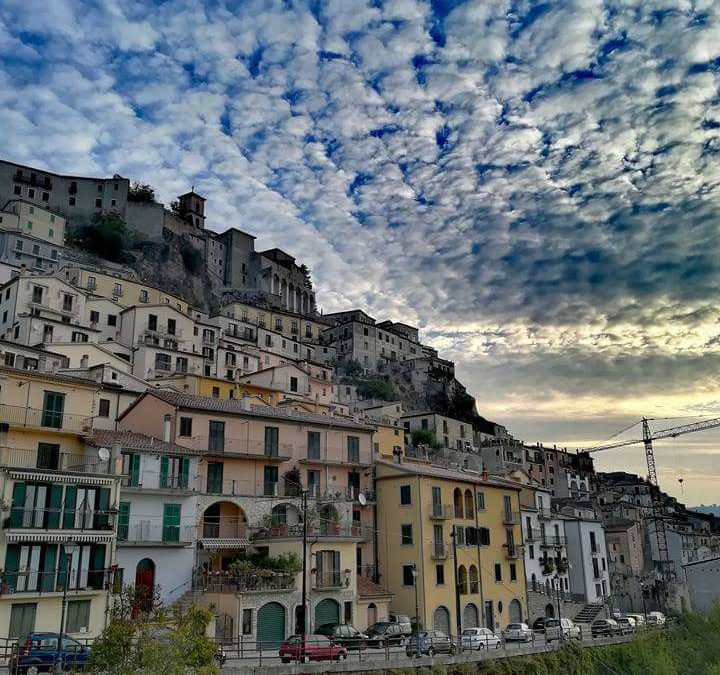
[388,614,413,636]
[365,622,406,647]
[314,623,367,649]
[545,618,581,642]
[615,617,637,634]
[460,627,501,650]
[532,617,546,633]
[10,633,90,674]
[279,634,348,663]
[503,623,533,642]
[406,630,455,657]
[591,619,621,638]
[625,614,646,629]
[646,612,666,626]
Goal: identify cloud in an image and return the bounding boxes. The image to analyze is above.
[2,0,720,501]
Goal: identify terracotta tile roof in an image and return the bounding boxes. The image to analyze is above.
[375,458,523,490]
[88,429,201,456]
[357,576,393,599]
[144,389,375,431]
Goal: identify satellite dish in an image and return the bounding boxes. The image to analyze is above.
[98,447,110,461]
[358,492,367,506]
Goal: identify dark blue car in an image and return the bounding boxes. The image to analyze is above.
[10,633,90,674]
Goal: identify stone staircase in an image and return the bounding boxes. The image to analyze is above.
[574,603,604,624]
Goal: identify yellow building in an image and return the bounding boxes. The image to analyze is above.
[149,373,282,403]
[376,458,527,635]
[61,265,188,313]
[0,366,121,639]
[373,421,404,459]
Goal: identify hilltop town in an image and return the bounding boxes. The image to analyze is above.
[0,156,717,645]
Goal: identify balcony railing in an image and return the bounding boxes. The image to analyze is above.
[0,404,92,434]
[193,436,293,460]
[0,446,117,475]
[7,506,116,532]
[429,502,452,519]
[202,478,373,502]
[122,470,200,492]
[432,541,448,559]
[503,510,520,525]
[313,570,345,590]
[13,173,53,190]
[144,323,183,339]
[3,567,112,595]
[504,543,522,559]
[541,535,567,548]
[537,508,554,520]
[193,570,295,594]
[118,522,194,545]
[201,519,248,540]
[251,522,363,541]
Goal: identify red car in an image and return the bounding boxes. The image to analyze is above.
[279,634,348,663]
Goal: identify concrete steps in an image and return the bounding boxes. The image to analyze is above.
[574,603,604,624]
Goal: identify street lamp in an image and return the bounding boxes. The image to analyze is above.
[56,540,77,674]
[640,581,648,620]
[411,564,419,639]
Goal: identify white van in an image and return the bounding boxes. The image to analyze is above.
[545,618,581,642]
[646,611,666,626]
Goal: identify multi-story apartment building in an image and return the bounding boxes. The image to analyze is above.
[89,430,200,605]
[376,459,528,634]
[0,160,130,224]
[321,310,422,372]
[402,412,475,452]
[0,366,121,639]
[0,340,68,373]
[118,389,379,642]
[0,200,66,247]
[149,374,282,404]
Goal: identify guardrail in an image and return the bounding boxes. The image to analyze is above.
[0,404,92,434]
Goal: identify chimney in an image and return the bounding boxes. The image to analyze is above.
[81,354,89,368]
[241,393,251,411]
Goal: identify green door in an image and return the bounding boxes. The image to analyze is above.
[162,504,181,543]
[314,599,340,628]
[257,602,286,650]
[206,462,223,494]
[41,391,65,429]
[9,603,37,639]
[118,502,130,541]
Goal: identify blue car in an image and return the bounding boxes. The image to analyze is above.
[406,630,455,657]
[10,633,91,674]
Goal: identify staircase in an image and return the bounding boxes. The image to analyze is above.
[574,603,604,624]
[172,589,208,614]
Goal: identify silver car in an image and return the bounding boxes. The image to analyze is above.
[503,623,532,642]
[545,618,581,642]
[460,627,501,650]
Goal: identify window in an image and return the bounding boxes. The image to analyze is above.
[211,387,219,398]
[179,417,192,437]
[402,564,415,586]
[347,436,360,463]
[13,185,21,195]
[307,431,321,459]
[15,240,22,251]
[400,485,411,505]
[401,524,413,545]
[154,353,171,371]
[89,310,100,323]
[209,421,225,452]
[95,199,102,208]
[98,399,110,418]
[242,609,253,635]
[117,502,130,541]
[264,426,279,457]
[71,331,88,343]
[32,285,43,304]
[421,418,428,430]
[9,603,36,639]
[41,391,65,429]
[139,290,148,303]
[510,563,517,581]
[494,564,502,582]
[435,564,445,585]
[4,351,14,366]
[476,491,485,511]
[162,503,181,542]
[290,376,298,392]
[107,314,117,327]
[66,600,91,633]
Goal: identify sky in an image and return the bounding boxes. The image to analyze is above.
[2,0,720,504]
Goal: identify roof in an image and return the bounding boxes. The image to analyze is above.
[375,458,523,491]
[88,429,201,456]
[357,576,393,599]
[0,157,127,182]
[123,389,376,431]
[0,339,66,359]
[0,364,98,388]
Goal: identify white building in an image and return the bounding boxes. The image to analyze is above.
[683,556,720,613]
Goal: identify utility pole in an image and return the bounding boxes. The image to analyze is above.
[451,526,462,637]
[301,489,308,653]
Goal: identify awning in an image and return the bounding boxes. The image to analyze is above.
[4,531,115,544]
[199,538,250,549]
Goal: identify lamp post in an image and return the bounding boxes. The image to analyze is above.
[56,540,77,674]
[640,581,648,620]
[411,564,419,638]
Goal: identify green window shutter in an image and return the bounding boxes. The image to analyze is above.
[41,391,65,429]
[10,483,26,528]
[118,502,130,541]
[265,427,278,456]
[180,458,190,488]
[89,545,106,590]
[129,454,140,486]
[160,456,169,488]
[5,544,20,591]
[47,485,63,529]
[41,545,57,592]
[57,548,67,589]
[162,504,181,543]
[207,462,223,494]
[95,488,110,530]
[63,486,77,528]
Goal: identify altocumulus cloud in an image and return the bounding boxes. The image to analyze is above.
[3,0,720,495]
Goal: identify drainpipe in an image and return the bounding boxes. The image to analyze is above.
[473,484,485,626]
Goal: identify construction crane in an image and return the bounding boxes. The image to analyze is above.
[581,416,720,606]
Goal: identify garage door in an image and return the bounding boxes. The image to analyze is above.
[433,606,451,635]
[509,599,522,623]
[314,598,340,628]
[463,603,479,629]
[257,602,286,650]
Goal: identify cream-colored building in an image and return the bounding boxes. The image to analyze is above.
[402,412,475,452]
[0,200,66,246]
[0,366,121,639]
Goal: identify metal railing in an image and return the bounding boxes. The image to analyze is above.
[0,404,92,433]
[0,446,116,474]
[504,544,522,559]
[118,523,194,545]
[7,506,116,531]
[1,567,113,595]
[432,542,449,559]
[429,503,452,519]
[122,470,201,492]
[144,323,183,339]
[201,519,248,539]
[194,570,296,593]
[191,436,294,459]
[251,522,363,541]
[541,536,567,548]
[503,510,520,525]
[313,570,345,590]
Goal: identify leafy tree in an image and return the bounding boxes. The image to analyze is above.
[66,213,131,263]
[411,429,440,449]
[127,182,156,203]
[283,466,302,496]
[180,239,203,274]
[357,377,396,401]
[344,359,364,377]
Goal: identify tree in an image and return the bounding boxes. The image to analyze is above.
[299,263,313,290]
[127,182,156,203]
[344,359,364,377]
[66,212,130,263]
[357,377,396,401]
[411,429,440,449]
[180,239,203,274]
[283,466,302,496]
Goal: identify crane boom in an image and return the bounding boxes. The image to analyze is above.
[583,416,720,453]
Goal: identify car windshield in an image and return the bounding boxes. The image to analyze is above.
[462,629,478,636]
[546,619,560,627]
[370,624,388,634]
[507,624,523,630]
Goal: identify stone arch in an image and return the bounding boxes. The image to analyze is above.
[432,606,451,635]
[271,502,302,526]
[545,603,555,619]
[202,500,247,539]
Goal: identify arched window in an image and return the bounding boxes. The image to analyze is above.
[432,606,451,635]
[469,565,479,594]
[271,504,287,525]
[458,565,468,594]
[453,488,463,518]
[464,489,474,520]
[509,599,522,623]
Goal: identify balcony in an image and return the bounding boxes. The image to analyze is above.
[537,508,554,520]
[251,522,364,542]
[202,334,216,345]
[143,323,182,339]
[0,404,93,434]
[313,570,347,590]
[198,436,293,461]
[428,502,452,519]
[121,470,200,494]
[13,173,53,190]
[431,541,448,559]
[0,446,117,476]
[6,506,116,533]
[504,543,523,559]
[300,452,372,468]
[118,522,194,546]
[193,570,295,594]
[541,535,567,549]
[3,567,113,596]
[503,510,519,525]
